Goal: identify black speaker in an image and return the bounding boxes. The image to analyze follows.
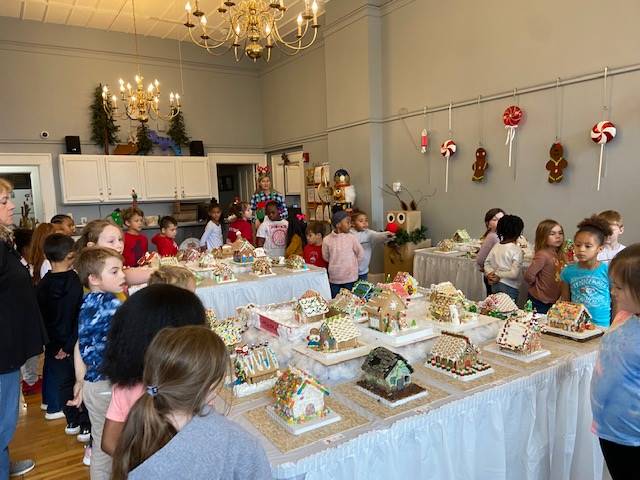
[65,136,81,154]
[189,140,205,156]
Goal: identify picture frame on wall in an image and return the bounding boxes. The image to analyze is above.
[218,175,235,192]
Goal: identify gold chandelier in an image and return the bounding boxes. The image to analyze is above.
[102,0,181,122]
[183,0,320,62]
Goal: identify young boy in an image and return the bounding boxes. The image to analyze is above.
[75,247,126,479]
[256,201,288,257]
[36,234,88,434]
[122,207,148,267]
[152,216,179,257]
[598,210,625,264]
[303,221,328,268]
[351,210,394,281]
[322,210,364,298]
[51,214,76,236]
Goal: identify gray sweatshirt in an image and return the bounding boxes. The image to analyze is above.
[352,228,390,275]
[129,411,272,480]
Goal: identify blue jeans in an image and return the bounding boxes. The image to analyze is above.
[528,294,553,315]
[330,282,354,298]
[491,282,519,302]
[0,370,20,479]
[358,273,368,281]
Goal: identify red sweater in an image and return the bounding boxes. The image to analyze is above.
[227,218,253,244]
[123,232,148,267]
[303,244,327,268]
[151,234,178,257]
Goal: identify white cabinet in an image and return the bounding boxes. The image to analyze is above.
[285,163,302,195]
[104,157,145,201]
[177,157,211,199]
[143,157,179,200]
[59,155,106,203]
[272,162,286,194]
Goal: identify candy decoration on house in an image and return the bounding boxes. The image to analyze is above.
[503,104,523,168]
[420,129,428,153]
[590,121,616,191]
[440,139,456,193]
[472,147,488,182]
[546,143,568,183]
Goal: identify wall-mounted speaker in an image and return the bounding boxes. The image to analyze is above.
[189,140,205,156]
[65,136,81,154]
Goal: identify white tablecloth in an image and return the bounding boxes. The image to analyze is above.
[196,266,331,318]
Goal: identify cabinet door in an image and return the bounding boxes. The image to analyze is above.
[143,157,179,200]
[272,163,285,194]
[59,155,105,203]
[285,163,302,195]
[104,157,145,201]
[178,157,212,199]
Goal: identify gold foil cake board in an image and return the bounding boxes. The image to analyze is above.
[483,343,551,363]
[266,406,341,435]
[415,361,518,392]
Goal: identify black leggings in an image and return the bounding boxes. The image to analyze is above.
[599,437,640,480]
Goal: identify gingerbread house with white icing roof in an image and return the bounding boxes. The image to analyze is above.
[317,315,360,352]
[295,290,330,323]
[427,332,492,377]
[496,317,543,355]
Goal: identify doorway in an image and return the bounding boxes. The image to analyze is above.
[0,166,44,226]
[215,164,256,208]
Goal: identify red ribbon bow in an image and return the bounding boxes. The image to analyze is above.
[296,213,306,221]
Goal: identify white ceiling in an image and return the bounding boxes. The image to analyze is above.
[0,0,326,41]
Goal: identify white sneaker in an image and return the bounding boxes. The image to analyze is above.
[44,411,65,420]
[82,446,92,466]
[65,423,80,435]
[40,403,48,411]
[10,459,35,477]
[76,426,91,443]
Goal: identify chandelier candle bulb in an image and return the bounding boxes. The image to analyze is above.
[297,14,303,37]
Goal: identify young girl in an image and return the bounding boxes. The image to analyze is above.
[351,210,393,281]
[476,208,505,293]
[27,222,56,284]
[322,210,364,297]
[303,221,328,268]
[111,326,271,479]
[256,201,288,257]
[560,216,612,327]
[100,284,206,456]
[590,244,640,479]
[484,214,524,301]
[285,213,307,257]
[200,203,224,250]
[524,219,565,314]
[227,201,254,244]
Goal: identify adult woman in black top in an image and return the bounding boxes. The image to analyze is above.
[0,178,45,477]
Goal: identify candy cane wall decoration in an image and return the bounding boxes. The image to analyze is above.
[440,139,456,193]
[420,129,428,153]
[590,121,616,191]
[503,105,523,167]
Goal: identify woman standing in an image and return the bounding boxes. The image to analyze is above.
[250,166,288,223]
[476,208,505,295]
[0,178,45,478]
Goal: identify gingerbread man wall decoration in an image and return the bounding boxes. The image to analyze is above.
[472,147,489,182]
[546,142,568,183]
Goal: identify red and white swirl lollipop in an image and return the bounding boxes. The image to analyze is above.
[440,139,456,192]
[503,105,524,167]
[591,121,617,191]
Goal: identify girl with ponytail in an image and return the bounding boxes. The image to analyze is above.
[111,326,271,480]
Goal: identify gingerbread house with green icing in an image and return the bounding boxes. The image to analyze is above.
[272,366,331,424]
[285,254,306,270]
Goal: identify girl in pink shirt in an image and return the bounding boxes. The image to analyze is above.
[322,210,364,297]
[100,284,207,455]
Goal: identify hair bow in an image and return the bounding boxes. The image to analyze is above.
[146,385,159,397]
[296,213,306,221]
[256,165,271,176]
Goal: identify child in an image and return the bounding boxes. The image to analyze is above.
[51,214,76,236]
[36,234,88,435]
[200,203,224,250]
[227,201,254,244]
[351,210,394,281]
[590,244,640,479]
[27,222,56,284]
[151,216,179,257]
[322,210,364,298]
[111,326,271,480]
[484,214,525,301]
[597,210,625,264]
[75,247,126,479]
[524,219,565,314]
[256,201,288,257]
[560,215,612,327]
[285,213,307,257]
[148,265,196,292]
[122,207,148,267]
[100,285,207,456]
[303,222,328,268]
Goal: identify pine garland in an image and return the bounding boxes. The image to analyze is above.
[136,122,153,155]
[90,84,120,154]
[391,226,428,246]
[167,111,190,147]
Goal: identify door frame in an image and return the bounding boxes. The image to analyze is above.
[208,153,266,203]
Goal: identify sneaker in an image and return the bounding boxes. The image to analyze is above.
[77,426,91,443]
[44,411,65,420]
[9,459,35,477]
[21,378,42,396]
[65,423,80,435]
[40,403,48,411]
[82,446,91,467]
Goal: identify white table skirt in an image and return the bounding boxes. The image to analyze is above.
[266,351,603,480]
[195,266,331,318]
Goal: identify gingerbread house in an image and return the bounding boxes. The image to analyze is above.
[360,347,414,393]
[159,256,179,266]
[273,367,331,424]
[210,262,236,283]
[285,254,306,270]
[198,252,218,268]
[233,343,279,386]
[496,317,543,355]
[210,318,243,348]
[365,290,409,333]
[329,289,367,321]
[428,283,466,323]
[480,293,519,318]
[233,239,255,264]
[252,257,274,276]
[379,282,410,300]
[452,229,471,243]
[316,315,360,352]
[178,247,200,264]
[546,301,593,332]
[427,332,492,377]
[351,280,379,301]
[392,271,419,296]
[295,290,330,323]
[205,309,218,329]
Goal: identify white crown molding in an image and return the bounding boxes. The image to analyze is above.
[263,130,329,151]
[258,38,326,76]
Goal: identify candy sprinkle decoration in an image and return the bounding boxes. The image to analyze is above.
[440,139,457,193]
[590,120,617,191]
[503,105,523,168]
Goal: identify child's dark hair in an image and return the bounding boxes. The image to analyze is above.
[111,326,229,479]
[496,214,524,242]
[287,214,308,249]
[123,207,144,224]
[75,246,124,288]
[229,201,250,219]
[43,233,75,262]
[159,216,177,230]
[265,200,278,212]
[609,243,640,308]
[351,209,367,222]
[576,215,613,246]
[306,221,327,237]
[50,214,73,225]
[13,228,33,257]
[101,284,207,387]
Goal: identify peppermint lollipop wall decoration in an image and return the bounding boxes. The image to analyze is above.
[503,99,524,168]
[591,67,616,191]
[440,102,457,193]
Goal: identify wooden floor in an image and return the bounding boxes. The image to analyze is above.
[10,393,88,480]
